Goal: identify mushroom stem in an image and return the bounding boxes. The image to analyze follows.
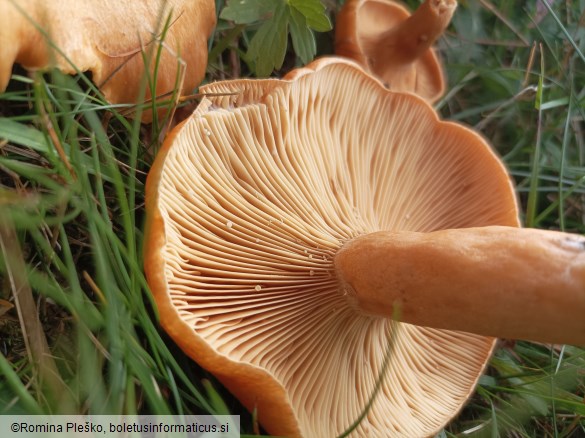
[335,226,585,345]
[363,0,456,77]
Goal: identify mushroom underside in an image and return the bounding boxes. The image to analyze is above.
[145,60,518,437]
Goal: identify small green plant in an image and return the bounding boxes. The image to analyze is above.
[218,0,332,76]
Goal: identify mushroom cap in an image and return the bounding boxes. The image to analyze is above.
[335,0,450,102]
[0,0,215,121]
[144,58,519,437]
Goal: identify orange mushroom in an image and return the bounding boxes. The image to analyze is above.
[335,0,456,102]
[0,0,216,121]
[336,227,585,345]
[145,59,585,437]
[144,59,584,436]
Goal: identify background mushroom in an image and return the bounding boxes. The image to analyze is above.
[335,0,457,102]
[0,0,215,121]
[145,58,552,436]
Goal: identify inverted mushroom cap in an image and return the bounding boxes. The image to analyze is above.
[335,0,456,102]
[144,58,519,437]
[0,0,215,121]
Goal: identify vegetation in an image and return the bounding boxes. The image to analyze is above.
[1,0,584,436]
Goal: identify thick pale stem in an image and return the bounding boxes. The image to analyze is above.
[335,226,585,345]
[363,0,456,76]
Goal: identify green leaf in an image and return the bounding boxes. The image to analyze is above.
[289,6,316,65]
[478,375,497,387]
[202,379,231,416]
[0,118,49,153]
[247,2,289,77]
[220,0,276,24]
[289,0,331,32]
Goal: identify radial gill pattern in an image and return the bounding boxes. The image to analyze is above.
[145,60,519,437]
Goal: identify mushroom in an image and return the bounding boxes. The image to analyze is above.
[335,0,457,102]
[0,0,216,121]
[336,227,585,345]
[144,58,585,437]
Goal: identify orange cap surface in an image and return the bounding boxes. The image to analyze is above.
[0,0,216,121]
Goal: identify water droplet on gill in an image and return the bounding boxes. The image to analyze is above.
[226,221,233,228]
[255,285,262,292]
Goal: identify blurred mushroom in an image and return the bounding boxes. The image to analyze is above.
[0,0,215,121]
[144,59,584,437]
[335,0,456,102]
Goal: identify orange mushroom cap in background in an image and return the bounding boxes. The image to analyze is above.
[144,58,517,437]
[335,0,457,102]
[0,0,216,121]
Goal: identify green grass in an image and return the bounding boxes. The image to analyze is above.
[434,1,585,436]
[0,71,215,415]
[1,0,584,437]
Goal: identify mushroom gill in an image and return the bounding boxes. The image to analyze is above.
[145,59,516,437]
